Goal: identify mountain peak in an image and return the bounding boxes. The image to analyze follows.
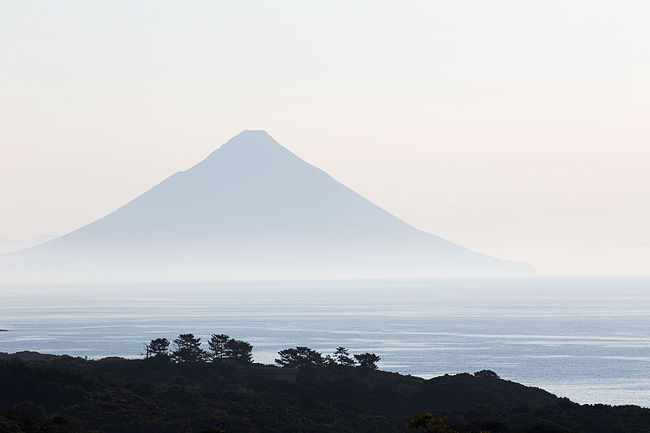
[232,129,272,139]
[222,130,279,150]
[201,130,293,167]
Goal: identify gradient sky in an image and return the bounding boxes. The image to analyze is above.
[1,1,649,275]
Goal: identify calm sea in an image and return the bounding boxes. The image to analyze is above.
[1,277,649,407]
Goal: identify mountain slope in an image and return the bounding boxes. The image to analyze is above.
[1,131,533,282]
[0,234,57,254]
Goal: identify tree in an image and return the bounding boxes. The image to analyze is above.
[474,369,499,378]
[172,333,206,364]
[354,353,380,370]
[276,346,323,367]
[146,338,170,359]
[225,339,253,364]
[334,346,355,366]
[207,334,230,361]
[409,413,457,432]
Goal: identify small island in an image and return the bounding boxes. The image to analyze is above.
[1,332,648,433]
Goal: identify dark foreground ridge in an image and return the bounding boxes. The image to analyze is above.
[1,349,649,433]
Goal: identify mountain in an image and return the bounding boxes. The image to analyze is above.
[0,131,533,282]
[0,234,57,254]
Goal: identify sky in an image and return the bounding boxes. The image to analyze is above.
[0,0,649,275]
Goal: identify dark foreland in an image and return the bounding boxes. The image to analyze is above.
[1,350,649,433]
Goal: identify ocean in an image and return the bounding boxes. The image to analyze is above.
[1,276,649,407]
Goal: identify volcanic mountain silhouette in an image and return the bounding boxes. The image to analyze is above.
[1,131,533,282]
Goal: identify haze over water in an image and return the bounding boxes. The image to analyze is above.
[2,277,649,407]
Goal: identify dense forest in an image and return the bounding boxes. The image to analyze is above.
[1,333,649,433]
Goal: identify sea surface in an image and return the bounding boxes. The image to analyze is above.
[1,277,649,407]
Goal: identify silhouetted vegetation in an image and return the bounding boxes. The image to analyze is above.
[334,346,355,366]
[354,352,381,370]
[207,334,230,361]
[409,413,456,432]
[224,339,253,364]
[144,333,370,370]
[474,369,499,378]
[171,333,206,363]
[1,335,649,433]
[144,337,170,359]
[275,346,324,367]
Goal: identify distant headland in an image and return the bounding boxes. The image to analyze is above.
[1,332,647,433]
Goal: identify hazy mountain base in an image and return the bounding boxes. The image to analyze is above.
[0,241,532,283]
[2,352,649,433]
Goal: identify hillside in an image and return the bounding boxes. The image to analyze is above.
[1,352,649,433]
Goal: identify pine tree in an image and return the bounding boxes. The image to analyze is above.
[276,347,323,367]
[225,339,253,364]
[146,338,170,359]
[334,346,355,366]
[208,334,230,362]
[354,353,381,370]
[171,333,206,363]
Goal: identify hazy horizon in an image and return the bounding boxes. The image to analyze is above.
[2,1,649,275]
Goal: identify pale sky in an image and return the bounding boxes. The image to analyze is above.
[1,0,649,275]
